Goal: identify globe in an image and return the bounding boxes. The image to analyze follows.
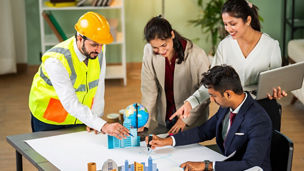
[124,103,149,128]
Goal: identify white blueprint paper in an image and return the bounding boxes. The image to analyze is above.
[25,131,226,171]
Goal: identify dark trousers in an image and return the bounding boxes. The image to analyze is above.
[257,98,282,131]
[31,113,84,132]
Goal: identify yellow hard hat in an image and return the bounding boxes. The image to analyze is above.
[75,12,113,44]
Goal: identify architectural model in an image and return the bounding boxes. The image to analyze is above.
[108,118,140,149]
[121,157,158,171]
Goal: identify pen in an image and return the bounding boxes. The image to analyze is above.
[129,133,134,137]
[147,135,152,151]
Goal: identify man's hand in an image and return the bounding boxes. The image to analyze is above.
[267,86,287,100]
[169,101,192,120]
[180,161,209,171]
[168,118,186,134]
[145,134,173,150]
[101,123,130,140]
[86,126,100,134]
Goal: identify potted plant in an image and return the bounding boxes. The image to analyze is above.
[189,0,226,55]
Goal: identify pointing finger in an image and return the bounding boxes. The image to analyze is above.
[169,112,179,120]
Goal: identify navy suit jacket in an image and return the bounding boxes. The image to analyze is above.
[174,93,272,171]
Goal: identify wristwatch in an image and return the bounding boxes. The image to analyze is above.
[204,160,211,171]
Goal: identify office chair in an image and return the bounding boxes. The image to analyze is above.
[270,130,294,171]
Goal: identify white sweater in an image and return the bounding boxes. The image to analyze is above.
[187,33,282,108]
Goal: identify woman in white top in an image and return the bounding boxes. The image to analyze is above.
[172,0,287,131]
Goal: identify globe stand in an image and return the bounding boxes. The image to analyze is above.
[135,103,138,130]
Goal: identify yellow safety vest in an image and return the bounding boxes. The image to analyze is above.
[29,37,103,125]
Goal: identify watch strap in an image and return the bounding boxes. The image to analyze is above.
[204,160,210,171]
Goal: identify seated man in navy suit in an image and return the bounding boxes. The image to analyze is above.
[146,65,272,171]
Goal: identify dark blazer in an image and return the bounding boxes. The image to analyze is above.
[173,93,272,171]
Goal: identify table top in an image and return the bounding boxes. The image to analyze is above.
[6,125,222,171]
[6,126,86,171]
[6,125,168,170]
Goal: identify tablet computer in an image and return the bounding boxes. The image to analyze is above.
[254,61,304,100]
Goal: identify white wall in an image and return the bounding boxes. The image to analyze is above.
[11,0,27,64]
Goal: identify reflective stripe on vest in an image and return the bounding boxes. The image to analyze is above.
[29,37,102,125]
[40,46,103,91]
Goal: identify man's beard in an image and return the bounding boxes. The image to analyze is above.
[82,41,98,60]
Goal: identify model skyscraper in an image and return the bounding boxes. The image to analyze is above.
[107,118,140,149]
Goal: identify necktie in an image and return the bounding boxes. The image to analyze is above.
[223,112,237,147]
[84,57,89,66]
[229,112,236,126]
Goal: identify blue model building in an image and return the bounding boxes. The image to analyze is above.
[121,157,158,171]
[107,118,140,149]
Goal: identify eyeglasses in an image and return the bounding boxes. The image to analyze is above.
[80,34,103,48]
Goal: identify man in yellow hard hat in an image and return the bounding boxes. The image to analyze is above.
[29,12,129,139]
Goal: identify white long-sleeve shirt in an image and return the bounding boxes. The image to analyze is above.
[187,33,282,108]
[44,38,106,131]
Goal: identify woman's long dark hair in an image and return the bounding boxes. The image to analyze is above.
[222,0,261,32]
[144,16,192,64]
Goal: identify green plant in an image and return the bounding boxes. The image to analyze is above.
[190,0,226,55]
